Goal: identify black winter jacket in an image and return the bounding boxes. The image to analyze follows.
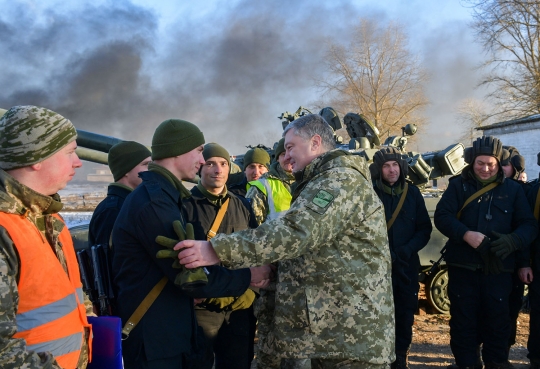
[374,182,432,272]
[112,171,251,365]
[434,166,537,271]
[182,187,258,240]
[88,184,131,246]
[527,180,540,274]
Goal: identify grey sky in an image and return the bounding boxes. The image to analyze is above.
[0,0,486,155]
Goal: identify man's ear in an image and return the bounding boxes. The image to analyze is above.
[30,162,42,171]
[311,135,322,151]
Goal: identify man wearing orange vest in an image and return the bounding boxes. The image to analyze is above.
[0,106,92,369]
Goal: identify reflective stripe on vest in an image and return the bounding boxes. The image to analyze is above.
[0,212,92,369]
[248,178,292,220]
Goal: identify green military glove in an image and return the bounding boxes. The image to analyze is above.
[490,232,518,260]
[200,289,256,312]
[485,252,504,275]
[155,220,208,291]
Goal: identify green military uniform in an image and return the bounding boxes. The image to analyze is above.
[212,150,395,365]
[0,169,92,369]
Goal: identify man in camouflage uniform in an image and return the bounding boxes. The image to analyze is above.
[0,106,92,368]
[246,138,309,369]
[176,114,395,368]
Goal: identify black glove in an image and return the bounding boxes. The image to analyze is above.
[156,220,208,291]
[391,251,410,285]
[490,232,518,260]
[476,236,503,275]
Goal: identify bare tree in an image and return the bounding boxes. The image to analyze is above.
[316,18,429,140]
[456,98,498,144]
[465,0,540,117]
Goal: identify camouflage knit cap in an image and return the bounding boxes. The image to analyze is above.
[273,138,286,161]
[108,141,152,182]
[0,105,77,170]
[151,119,205,160]
[243,147,270,169]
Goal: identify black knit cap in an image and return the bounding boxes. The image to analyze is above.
[370,146,408,184]
[108,141,152,182]
[151,119,205,160]
[243,147,270,169]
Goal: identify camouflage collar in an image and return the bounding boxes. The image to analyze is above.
[267,162,295,183]
[0,169,63,216]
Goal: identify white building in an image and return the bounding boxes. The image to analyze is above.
[478,114,540,179]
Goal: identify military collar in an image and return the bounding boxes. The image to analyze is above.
[0,169,63,216]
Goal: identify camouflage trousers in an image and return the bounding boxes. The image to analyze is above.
[311,359,389,369]
[255,351,311,369]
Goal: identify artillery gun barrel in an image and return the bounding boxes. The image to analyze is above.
[75,129,125,165]
[76,130,123,154]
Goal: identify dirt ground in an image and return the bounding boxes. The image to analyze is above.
[408,284,530,368]
[251,284,532,368]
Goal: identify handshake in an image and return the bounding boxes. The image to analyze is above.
[155,220,275,290]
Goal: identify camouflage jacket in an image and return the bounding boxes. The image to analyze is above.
[0,169,87,369]
[246,161,294,225]
[211,150,395,363]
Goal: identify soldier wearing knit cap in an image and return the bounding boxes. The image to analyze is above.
[88,141,151,247]
[228,147,270,198]
[112,119,271,369]
[0,105,92,369]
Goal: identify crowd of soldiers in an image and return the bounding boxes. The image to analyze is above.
[0,105,538,369]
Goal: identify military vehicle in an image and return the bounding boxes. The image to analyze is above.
[69,107,463,314]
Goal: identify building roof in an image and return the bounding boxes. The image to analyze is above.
[478,114,540,130]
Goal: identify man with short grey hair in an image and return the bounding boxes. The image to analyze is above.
[175,113,395,368]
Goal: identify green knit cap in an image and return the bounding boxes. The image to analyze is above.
[151,119,205,160]
[108,141,152,181]
[243,147,270,169]
[203,143,230,165]
[0,105,77,170]
[274,138,286,160]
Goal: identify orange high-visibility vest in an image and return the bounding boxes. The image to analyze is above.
[0,212,92,369]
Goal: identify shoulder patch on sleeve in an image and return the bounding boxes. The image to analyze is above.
[307,189,335,214]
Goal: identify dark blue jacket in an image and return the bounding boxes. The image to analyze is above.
[374,182,432,272]
[88,184,131,247]
[434,166,537,270]
[112,171,251,364]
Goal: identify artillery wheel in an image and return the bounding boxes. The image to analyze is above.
[426,268,450,314]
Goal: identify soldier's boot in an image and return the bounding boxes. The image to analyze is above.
[447,345,483,369]
[391,350,409,369]
[484,362,515,369]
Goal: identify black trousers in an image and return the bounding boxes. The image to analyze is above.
[508,270,525,347]
[448,267,512,366]
[195,307,255,369]
[528,278,540,362]
[392,265,420,352]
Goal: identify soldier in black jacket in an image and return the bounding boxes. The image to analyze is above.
[370,147,432,369]
[112,120,271,369]
[525,157,540,369]
[434,136,538,369]
[182,143,259,369]
[88,141,151,246]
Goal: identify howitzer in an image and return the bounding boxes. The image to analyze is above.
[91,245,110,316]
